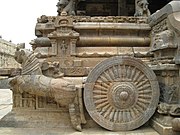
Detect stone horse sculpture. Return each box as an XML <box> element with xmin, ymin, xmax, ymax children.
<box><xmin>134</xmin><ymin>0</ymin><xmax>151</xmax><ymax>17</ymax></box>
<box><xmin>9</xmin><ymin>49</ymin><xmax>83</xmax><ymax>131</ymax></box>
<box><xmin>57</xmin><ymin>0</ymin><xmax>78</xmax><ymax>16</ymax></box>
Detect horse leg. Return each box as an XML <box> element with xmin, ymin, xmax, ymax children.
<box><xmin>69</xmin><ymin>103</ymin><xmax>82</xmax><ymax>131</ymax></box>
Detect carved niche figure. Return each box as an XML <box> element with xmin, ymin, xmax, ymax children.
<box><xmin>152</xmin><ymin>30</ymin><xmax>175</xmax><ymax>50</ymax></box>
<box><xmin>9</xmin><ymin>48</ymin><xmax>83</xmax><ymax>131</ymax></box>
<box><xmin>37</xmin><ymin>15</ymin><xmax>49</xmax><ymax>23</ymax></box>
<box><xmin>56</xmin><ymin>0</ymin><xmax>78</xmax><ymax>16</ymax></box>
<box><xmin>134</xmin><ymin>0</ymin><xmax>151</xmax><ymax>17</ymax></box>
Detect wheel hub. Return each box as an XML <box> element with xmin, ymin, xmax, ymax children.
<box><xmin>109</xmin><ymin>82</ymin><xmax>137</xmax><ymax>109</ymax></box>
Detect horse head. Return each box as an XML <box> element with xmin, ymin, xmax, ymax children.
<box><xmin>14</xmin><ymin>48</ymin><xmax>32</xmax><ymax>65</ymax></box>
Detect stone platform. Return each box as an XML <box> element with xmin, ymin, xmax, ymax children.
<box><xmin>0</xmin><ymin>126</ymin><xmax>159</xmax><ymax>135</ymax></box>
<box><xmin>0</xmin><ymin>89</ymin><xmax>160</xmax><ymax>135</ymax></box>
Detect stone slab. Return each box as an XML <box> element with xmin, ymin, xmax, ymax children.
<box><xmin>0</xmin><ymin>89</ymin><xmax>160</xmax><ymax>134</ymax></box>
<box><xmin>0</xmin><ymin>126</ymin><xmax>159</xmax><ymax>135</ymax></box>
<box><xmin>150</xmin><ymin>119</ymin><xmax>180</xmax><ymax>135</ymax></box>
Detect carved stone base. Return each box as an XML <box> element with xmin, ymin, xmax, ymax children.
<box><xmin>0</xmin><ymin>109</ymin><xmax>98</xmax><ymax>129</ymax></box>
<box><xmin>0</xmin><ymin>110</ymin><xmax>71</xmax><ymax>128</ymax></box>
<box><xmin>150</xmin><ymin>114</ymin><xmax>180</xmax><ymax>135</ymax></box>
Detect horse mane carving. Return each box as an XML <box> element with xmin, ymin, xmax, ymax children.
<box><xmin>10</xmin><ymin>48</ymin><xmax>83</xmax><ymax>131</ymax></box>
<box><xmin>14</xmin><ymin>49</ymin><xmax>42</xmax><ymax>75</ymax></box>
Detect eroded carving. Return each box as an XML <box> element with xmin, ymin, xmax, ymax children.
<box><xmin>152</xmin><ymin>30</ymin><xmax>175</xmax><ymax>50</ymax></box>
<box><xmin>134</xmin><ymin>0</ymin><xmax>150</xmax><ymax>17</ymax></box>
<box><xmin>37</xmin><ymin>15</ymin><xmax>49</xmax><ymax>23</ymax></box>
<box><xmin>57</xmin><ymin>0</ymin><xmax>77</xmax><ymax>16</ymax></box>
<box><xmin>10</xmin><ymin>49</ymin><xmax>83</xmax><ymax>131</ymax></box>
<box><xmin>158</xmin><ymin>102</ymin><xmax>180</xmax><ymax>116</ymax></box>
<box><xmin>41</xmin><ymin>61</ymin><xmax>64</xmax><ymax>78</ymax></box>
<box><xmin>151</xmin><ymin>19</ymin><xmax>168</xmax><ymax>34</ymax></box>
<box><xmin>84</xmin><ymin>56</ymin><xmax>160</xmax><ymax>131</ymax></box>
<box><xmin>159</xmin><ymin>82</ymin><xmax>178</xmax><ymax>104</ymax></box>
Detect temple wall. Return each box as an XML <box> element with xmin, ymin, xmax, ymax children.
<box><xmin>0</xmin><ymin>38</ymin><xmax>19</xmax><ymax>68</ymax></box>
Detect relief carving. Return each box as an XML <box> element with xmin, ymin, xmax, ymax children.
<box><xmin>134</xmin><ymin>0</ymin><xmax>150</xmax><ymax>17</ymax></box>
<box><xmin>37</xmin><ymin>15</ymin><xmax>49</xmax><ymax>23</ymax></box>
<box><xmin>9</xmin><ymin>49</ymin><xmax>84</xmax><ymax>131</ymax></box>
<box><xmin>151</xmin><ymin>19</ymin><xmax>168</xmax><ymax>34</ymax></box>
<box><xmin>152</xmin><ymin>30</ymin><xmax>175</xmax><ymax>50</ymax></box>
<box><xmin>73</xmin><ymin>16</ymin><xmax>148</xmax><ymax>23</ymax></box>
<box><xmin>41</xmin><ymin>61</ymin><xmax>64</xmax><ymax>78</ymax></box>
<box><xmin>158</xmin><ymin>102</ymin><xmax>180</xmax><ymax>117</ymax></box>
<box><xmin>57</xmin><ymin>0</ymin><xmax>78</xmax><ymax>16</ymax></box>
<box><xmin>159</xmin><ymin>82</ymin><xmax>178</xmax><ymax>104</ymax></box>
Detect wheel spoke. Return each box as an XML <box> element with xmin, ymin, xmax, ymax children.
<box><xmin>104</xmin><ymin>71</ymin><xmax>113</xmax><ymax>82</ymax></box>
<box><xmin>104</xmin><ymin>106</ymin><xmax>113</xmax><ymax>118</ymax></box>
<box><xmin>138</xmin><ymin>89</ymin><xmax>152</xmax><ymax>94</ymax></box>
<box><xmin>94</xmin><ymin>84</ymin><xmax>108</xmax><ymax>91</ymax></box>
<box><xmin>113</xmin><ymin>65</ymin><xmax>119</xmax><ymax>79</ymax></box>
<box><xmin>84</xmin><ymin>56</ymin><xmax>160</xmax><ymax>131</ymax></box>
<box><xmin>114</xmin><ymin>110</ymin><xmax>119</xmax><ymax>123</ymax></box>
<box><xmin>94</xmin><ymin>98</ymin><xmax>108</xmax><ymax>104</ymax></box>
<box><xmin>136</xmin><ymin>79</ymin><xmax>149</xmax><ymax>88</ymax></box>
<box><xmin>96</xmin><ymin>100</ymin><xmax>109</xmax><ymax>109</ymax></box>
<box><xmin>108</xmin><ymin>68</ymin><xmax>115</xmax><ymax>81</ymax></box>
<box><xmin>130</xmin><ymin>67</ymin><xmax>136</xmax><ymax>81</ymax></box>
<box><xmin>93</xmin><ymin>89</ymin><xmax>107</xmax><ymax>95</ymax></box>
<box><xmin>93</xmin><ymin>94</ymin><xmax>107</xmax><ymax>99</ymax></box>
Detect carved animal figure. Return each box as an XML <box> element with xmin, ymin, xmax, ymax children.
<box><xmin>134</xmin><ymin>0</ymin><xmax>150</xmax><ymax>17</ymax></box>
<box><xmin>10</xmin><ymin>49</ymin><xmax>82</xmax><ymax>131</ymax></box>
<box><xmin>57</xmin><ymin>0</ymin><xmax>78</xmax><ymax>16</ymax></box>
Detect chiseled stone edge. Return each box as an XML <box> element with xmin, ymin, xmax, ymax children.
<box><xmin>148</xmin><ymin>1</ymin><xmax>180</xmax><ymax>26</ymax></box>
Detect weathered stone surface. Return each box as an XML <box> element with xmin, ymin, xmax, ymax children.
<box><xmin>84</xmin><ymin>56</ymin><xmax>159</xmax><ymax>131</ymax></box>
<box><xmin>134</xmin><ymin>0</ymin><xmax>151</xmax><ymax>17</ymax></box>
<box><xmin>148</xmin><ymin>1</ymin><xmax>180</xmax><ymax>134</ymax></box>
<box><xmin>1</xmin><ymin>1</ymin><xmax>180</xmax><ymax>134</ymax></box>
<box><xmin>57</xmin><ymin>0</ymin><xmax>77</xmax><ymax>16</ymax></box>
<box><xmin>148</xmin><ymin>1</ymin><xmax>180</xmax><ymax>26</ymax></box>
<box><xmin>9</xmin><ymin>49</ymin><xmax>85</xmax><ymax>131</ymax></box>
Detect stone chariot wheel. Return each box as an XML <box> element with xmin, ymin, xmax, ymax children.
<box><xmin>84</xmin><ymin>56</ymin><xmax>160</xmax><ymax>131</ymax></box>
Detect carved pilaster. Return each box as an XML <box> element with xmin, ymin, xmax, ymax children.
<box><xmin>48</xmin><ymin>13</ymin><xmax>79</xmax><ymax>57</ymax></box>
<box><xmin>70</xmin><ymin>39</ymin><xmax>77</xmax><ymax>56</ymax></box>
<box><xmin>50</xmin><ymin>39</ymin><xmax>58</xmax><ymax>56</ymax></box>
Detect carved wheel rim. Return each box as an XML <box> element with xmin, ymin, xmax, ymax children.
<box><xmin>84</xmin><ymin>57</ymin><xmax>159</xmax><ymax>131</ymax></box>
